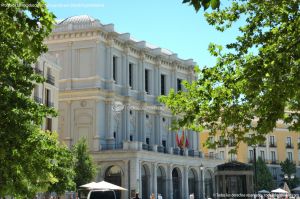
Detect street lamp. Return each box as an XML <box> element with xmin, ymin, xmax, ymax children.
<box><xmin>200</xmin><ymin>164</ymin><xmax>204</xmax><ymax>199</ymax></box>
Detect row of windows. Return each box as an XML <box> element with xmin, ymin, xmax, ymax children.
<box><xmin>112</xmin><ymin>56</ymin><xmax>183</xmax><ymax>95</ymax></box>
<box><xmin>249</xmin><ymin>150</ymin><xmax>294</xmax><ymax>162</ymax></box>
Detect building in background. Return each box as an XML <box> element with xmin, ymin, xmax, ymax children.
<box><xmin>199</xmin><ymin>121</ymin><xmax>300</xmax><ymax>187</ymax></box>
<box><xmin>45</xmin><ymin>15</ymin><xmax>223</xmax><ymax>199</ymax></box>
<box><xmin>32</xmin><ymin>53</ymin><xmax>61</xmax><ymax>132</ymax></box>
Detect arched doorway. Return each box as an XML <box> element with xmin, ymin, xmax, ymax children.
<box><xmin>204</xmin><ymin>170</ymin><xmax>213</xmax><ymax>198</ymax></box>
<box><xmin>105</xmin><ymin>165</ymin><xmax>122</xmax><ymax>199</ymax></box>
<box><xmin>157</xmin><ymin>166</ymin><xmax>166</xmax><ymax>198</ymax></box>
<box><xmin>172</xmin><ymin>168</ymin><xmax>182</xmax><ymax>199</ymax></box>
<box><xmin>141</xmin><ymin>164</ymin><xmax>150</xmax><ymax>199</ymax></box>
<box><xmin>188</xmin><ymin>169</ymin><xmax>197</xmax><ymax>197</ymax></box>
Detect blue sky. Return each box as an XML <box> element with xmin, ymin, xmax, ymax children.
<box><xmin>45</xmin><ymin>0</ymin><xmax>242</xmax><ymax>68</ymax></box>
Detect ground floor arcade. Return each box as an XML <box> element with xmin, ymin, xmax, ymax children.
<box><xmin>92</xmin><ymin>148</ymin><xmax>223</xmax><ymax>199</ymax></box>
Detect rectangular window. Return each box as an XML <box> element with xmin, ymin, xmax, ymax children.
<box><xmin>288</xmin><ymin>152</ymin><xmax>293</xmax><ymax>161</ymax></box>
<box><xmin>160</xmin><ymin>74</ymin><xmax>166</xmax><ymax>95</ymax></box>
<box><xmin>220</xmin><ymin>151</ymin><xmax>225</xmax><ymax>160</ymax></box>
<box><xmin>45</xmin><ymin>88</ymin><xmax>51</xmax><ymax>107</ymax></box>
<box><xmin>145</xmin><ymin>69</ymin><xmax>149</xmax><ymax>93</ymax></box>
<box><xmin>113</xmin><ymin>56</ymin><xmax>117</xmax><ymax>82</ymax></box>
<box><xmin>46</xmin><ymin>118</ymin><xmax>52</xmax><ymax>131</ymax></box>
<box><xmin>177</xmin><ymin>78</ymin><xmax>182</xmax><ymax>91</ymax></box>
<box><xmin>249</xmin><ymin>150</ymin><xmax>254</xmax><ymax>161</ymax></box>
<box><xmin>260</xmin><ymin>151</ymin><xmax>265</xmax><ymax>161</ymax></box>
<box><xmin>209</xmin><ymin>152</ymin><xmax>214</xmax><ymax>158</ymax></box>
<box><xmin>129</xmin><ymin>63</ymin><xmax>133</xmax><ymax>88</ymax></box>
<box><xmin>162</xmin><ymin>140</ymin><xmax>166</xmax><ymax>147</ymax></box>
<box><xmin>270</xmin><ymin>135</ymin><xmax>276</xmax><ymax>147</ymax></box>
<box><xmin>287</xmin><ymin>137</ymin><xmax>292</xmax><ymax>148</ymax></box>
<box><xmin>272</xmin><ymin>168</ymin><xmax>277</xmax><ymax>179</ymax></box>
<box><xmin>271</xmin><ymin>151</ymin><xmax>276</xmax><ymax>162</ymax></box>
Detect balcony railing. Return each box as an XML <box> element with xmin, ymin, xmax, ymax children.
<box><xmin>286</xmin><ymin>143</ymin><xmax>294</xmax><ymax>149</ymax></box>
<box><xmin>269</xmin><ymin>143</ymin><xmax>277</xmax><ymax>147</ymax></box>
<box><xmin>34</xmin><ymin>68</ymin><xmax>43</xmax><ymax>75</ymax></box>
<box><xmin>46</xmin><ymin>74</ymin><xmax>55</xmax><ymax>85</ymax></box>
<box><xmin>34</xmin><ymin>96</ymin><xmax>43</xmax><ymax>103</ymax></box>
<box><xmin>269</xmin><ymin>160</ymin><xmax>279</xmax><ymax>165</ymax></box>
<box><xmin>258</xmin><ymin>143</ymin><xmax>266</xmax><ymax>147</ymax></box>
<box><xmin>101</xmin><ymin>143</ymin><xmax>123</xmax><ymax>150</ymax></box>
<box><xmin>45</xmin><ymin>101</ymin><xmax>54</xmax><ymax>107</ymax></box>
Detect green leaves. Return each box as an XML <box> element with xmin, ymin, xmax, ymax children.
<box><xmin>72</xmin><ymin>138</ymin><xmax>96</xmax><ymax>190</ymax></box>
<box><xmin>182</xmin><ymin>0</ymin><xmax>221</xmax><ymax>12</ymax></box>
<box><xmin>163</xmin><ymin>0</ymin><xmax>300</xmax><ymax>150</ymax></box>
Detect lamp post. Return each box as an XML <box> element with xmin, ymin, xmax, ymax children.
<box><xmin>200</xmin><ymin>164</ymin><xmax>204</xmax><ymax>199</ymax></box>
<box><xmin>252</xmin><ymin>145</ymin><xmax>257</xmax><ymax>194</ymax></box>
<box><xmin>284</xmin><ymin>173</ymin><xmax>295</xmax><ymax>187</ymax></box>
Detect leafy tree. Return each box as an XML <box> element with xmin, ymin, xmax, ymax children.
<box><xmin>280</xmin><ymin>159</ymin><xmax>299</xmax><ymax>189</ymax></box>
<box><xmin>0</xmin><ymin>0</ymin><xmax>75</xmax><ymax>197</ymax></box>
<box><xmin>73</xmin><ymin>138</ymin><xmax>96</xmax><ymax>190</ymax></box>
<box><xmin>182</xmin><ymin>0</ymin><xmax>221</xmax><ymax>11</ymax></box>
<box><xmin>161</xmin><ymin>1</ymin><xmax>299</xmax><ymax>148</ymax></box>
<box><xmin>256</xmin><ymin>157</ymin><xmax>275</xmax><ymax>191</ymax></box>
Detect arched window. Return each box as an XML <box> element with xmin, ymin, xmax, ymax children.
<box><xmin>105</xmin><ymin>166</ymin><xmax>122</xmax><ymax>199</ymax></box>
<box><xmin>188</xmin><ymin>169</ymin><xmax>196</xmax><ymax>195</ymax></box>
<box><xmin>142</xmin><ymin>165</ymin><xmax>150</xmax><ymax>199</ymax></box>
<box><xmin>172</xmin><ymin>168</ymin><xmax>181</xmax><ymax>199</ymax></box>
<box><xmin>157</xmin><ymin>166</ymin><xmax>166</xmax><ymax>198</ymax></box>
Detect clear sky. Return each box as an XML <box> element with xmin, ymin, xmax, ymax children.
<box><xmin>45</xmin><ymin>0</ymin><xmax>242</xmax><ymax>68</ymax></box>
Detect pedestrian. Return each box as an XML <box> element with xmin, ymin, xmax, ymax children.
<box><xmin>134</xmin><ymin>192</ymin><xmax>140</xmax><ymax>199</ymax></box>
<box><xmin>150</xmin><ymin>193</ymin><xmax>155</xmax><ymax>199</ymax></box>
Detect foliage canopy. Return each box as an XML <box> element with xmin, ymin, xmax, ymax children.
<box><xmin>0</xmin><ymin>0</ymin><xmax>74</xmax><ymax>197</ymax></box>
<box><xmin>161</xmin><ymin>0</ymin><xmax>300</xmax><ymax>148</ymax></box>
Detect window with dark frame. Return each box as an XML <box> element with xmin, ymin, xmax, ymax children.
<box><xmin>177</xmin><ymin>78</ymin><xmax>182</xmax><ymax>91</ymax></box>
<box><xmin>113</xmin><ymin>56</ymin><xmax>117</xmax><ymax>81</ymax></box>
<box><xmin>145</xmin><ymin>69</ymin><xmax>149</xmax><ymax>93</ymax></box>
<box><xmin>161</xmin><ymin>74</ymin><xmax>166</xmax><ymax>95</ymax></box>
<box><xmin>45</xmin><ymin>88</ymin><xmax>51</xmax><ymax>107</ymax></box>
<box><xmin>46</xmin><ymin>118</ymin><xmax>52</xmax><ymax>131</ymax></box>
<box><xmin>129</xmin><ymin>63</ymin><xmax>133</xmax><ymax>88</ymax></box>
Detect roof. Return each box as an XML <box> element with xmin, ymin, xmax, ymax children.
<box><xmin>216</xmin><ymin>161</ymin><xmax>253</xmax><ymax>171</ymax></box>
<box><xmin>58</xmin><ymin>15</ymin><xmax>98</xmax><ymax>25</ymax></box>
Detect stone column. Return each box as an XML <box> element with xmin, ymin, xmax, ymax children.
<box><xmin>154</xmin><ymin>56</ymin><xmax>161</xmax><ymax>96</ymax></box>
<box><xmin>154</xmin><ymin>110</ymin><xmax>161</xmax><ymax>145</ymax></box>
<box><xmin>105</xmin><ymin>99</ymin><xmax>114</xmax><ymax>146</ymax></box>
<box><xmin>95</xmin><ymin>39</ymin><xmax>101</xmax><ymax>87</ymax></box>
<box><xmin>184</xmin><ymin>166</ymin><xmax>189</xmax><ymax>199</ymax></box>
<box><xmin>138</xmin><ymin>52</ymin><xmax>146</xmax><ymax>100</ymax></box>
<box><xmin>66</xmin><ymin>42</ymin><xmax>73</xmax><ymax>90</ymax></box>
<box><xmin>122</xmin><ymin>100</ymin><xmax>130</xmax><ymax>141</ymax></box>
<box><xmin>105</xmin><ymin>37</ymin><xmax>114</xmax><ymax>90</ymax></box>
<box><xmin>167</xmin><ymin>164</ymin><xmax>173</xmax><ymax>199</ymax></box>
<box><xmin>152</xmin><ymin>163</ymin><xmax>158</xmax><ymax>197</ymax></box>
<box><xmin>137</xmin><ymin>107</ymin><xmax>145</xmax><ymax>142</ymax></box>
<box><xmin>93</xmin><ymin>99</ymin><xmax>101</xmax><ymax>151</ymax></box>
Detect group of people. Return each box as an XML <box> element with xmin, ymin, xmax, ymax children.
<box><xmin>133</xmin><ymin>193</ymin><xmax>163</xmax><ymax>199</ymax></box>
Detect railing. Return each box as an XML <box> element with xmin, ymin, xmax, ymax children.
<box><xmin>269</xmin><ymin>160</ymin><xmax>279</xmax><ymax>165</ymax></box>
<box><xmin>101</xmin><ymin>143</ymin><xmax>123</xmax><ymax>151</ymax></box>
<box><xmin>46</xmin><ymin>101</ymin><xmax>54</xmax><ymax>107</ymax></box>
<box><xmin>258</xmin><ymin>143</ymin><xmax>266</xmax><ymax>147</ymax></box>
<box><xmin>34</xmin><ymin>68</ymin><xmax>43</xmax><ymax>75</ymax></box>
<box><xmin>34</xmin><ymin>96</ymin><xmax>43</xmax><ymax>103</ymax></box>
<box><xmin>269</xmin><ymin>143</ymin><xmax>277</xmax><ymax>147</ymax></box>
<box><xmin>46</xmin><ymin>74</ymin><xmax>55</xmax><ymax>85</ymax></box>
<box><xmin>98</xmin><ymin>142</ymin><xmax>215</xmax><ymax>160</ymax></box>
<box><xmin>286</xmin><ymin>143</ymin><xmax>294</xmax><ymax>149</ymax></box>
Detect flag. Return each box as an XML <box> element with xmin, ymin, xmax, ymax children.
<box><xmin>176</xmin><ymin>129</ymin><xmax>189</xmax><ymax>149</ymax></box>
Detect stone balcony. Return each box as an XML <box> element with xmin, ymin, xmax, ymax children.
<box><xmin>98</xmin><ymin>141</ymin><xmax>215</xmax><ymax>160</ymax></box>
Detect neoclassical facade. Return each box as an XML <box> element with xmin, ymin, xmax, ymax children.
<box><xmin>32</xmin><ymin>53</ymin><xmax>61</xmax><ymax>132</ymax></box>
<box><xmin>45</xmin><ymin>15</ymin><xmax>223</xmax><ymax>199</ymax></box>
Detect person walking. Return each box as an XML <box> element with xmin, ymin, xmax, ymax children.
<box><xmin>134</xmin><ymin>192</ymin><xmax>140</xmax><ymax>199</ymax></box>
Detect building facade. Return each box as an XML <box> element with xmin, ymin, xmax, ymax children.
<box><xmin>200</xmin><ymin>122</ymin><xmax>300</xmax><ymax>187</ymax></box>
<box><xmin>32</xmin><ymin>53</ymin><xmax>61</xmax><ymax>132</ymax></box>
<box><xmin>45</xmin><ymin>15</ymin><xmax>223</xmax><ymax>199</ymax></box>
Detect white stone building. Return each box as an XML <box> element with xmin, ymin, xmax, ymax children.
<box><xmin>45</xmin><ymin>15</ymin><xmax>223</xmax><ymax>199</ymax></box>
<box><xmin>32</xmin><ymin>53</ymin><xmax>61</xmax><ymax>132</ymax></box>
